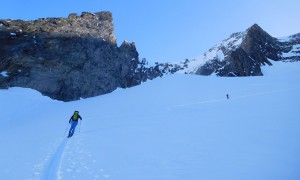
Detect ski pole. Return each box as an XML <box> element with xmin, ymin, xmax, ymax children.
<box><xmin>78</xmin><ymin>120</ymin><xmax>82</xmax><ymax>133</ymax></box>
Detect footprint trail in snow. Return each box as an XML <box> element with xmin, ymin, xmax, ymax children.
<box><xmin>30</xmin><ymin>134</ymin><xmax>110</xmax><ymax>180</ymax></box>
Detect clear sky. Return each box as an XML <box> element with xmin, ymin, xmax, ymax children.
<box><xmin>1</xmin><ymin>0</ymin><xmax>300</xmax><ymax>63</ymax></box>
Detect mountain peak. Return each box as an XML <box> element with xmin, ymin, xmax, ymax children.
<box><xmin>182</xmin><ymin>23</ymin><xmax>300</xmax><ymax>76</ymax></box>
<box><xmin>245</xmin><ymin>23</ymin><xmax>272</xmax><ymax>39</ymax></box>
<box><xmin>247</xmin><ymin>24</ymin><xmax>263</xmax><ymax>32</ymax></box>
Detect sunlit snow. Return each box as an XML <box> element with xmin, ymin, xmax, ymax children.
<box><xmin>0</xmin><ymin>61</ymin><xmax>300</xmax><ymax>180</ymax></box>
<box><xmin>180</xmin><ymin>31</ymin><xmax>245</xmax><ymax>74</ymax></box>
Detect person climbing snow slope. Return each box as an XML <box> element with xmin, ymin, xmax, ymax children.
<box><xmin>68</xmin><ymin>111</ymin><xmax>82</xmax><ymax>138</ymax></box>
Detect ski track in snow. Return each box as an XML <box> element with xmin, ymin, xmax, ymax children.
<box><xmin>28</xmin><ymin>138</ymin><xmax>67</xmax><ymax>180</ymax></box>
<box><xmin>29</xmin><ymin>133</ymin><xmax>110</xmax><ymax>180</ymax></box>
<box><xmin>61</xmin><ymin>134</ymin><xmax>111</xmax><ymax>179</ymax></box>
<box><xmin>42</xmin><ymin>138</ymin><xmax>68</xmax><ymax>180</ymax></box>
<box><xmin>28</xmin><ymin>84</ymin><xmax>299</xmax><ymax>180</ymax></box>
<box><xmin>172</xmin><ymin>86</ymin><xmax>300</xmax><ymax>109</ymax></box>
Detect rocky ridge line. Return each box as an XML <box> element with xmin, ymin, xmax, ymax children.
<box><xmin>184</xmin><ymin>24</ymin><xmax>300</xmax><ymax>76</ymax></box>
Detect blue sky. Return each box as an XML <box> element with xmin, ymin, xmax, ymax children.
<box><xmin>1</xmin><ymin>0</ymin><xmax>300</xmax><ymax>63</ymax></box>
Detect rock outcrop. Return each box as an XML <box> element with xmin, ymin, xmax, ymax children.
<box><xmin>184</xmin><ymin>24</ymin><xmax>300</xmax><ymax>76</ymax></box>
<box><xmin>0</xmin><ymin>12</ymin><xmax>143</xmax><ymax>101</ymax></box>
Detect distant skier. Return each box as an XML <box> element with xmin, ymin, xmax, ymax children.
<box><xmin>226</xmin><ymin>94</ymin><xmax>229</xmax><ymax>99</ymax></box>
<box><xmin>68</xmin><ymin>111</ymin><xmax>82</xmax><ymax>138</ymax></box>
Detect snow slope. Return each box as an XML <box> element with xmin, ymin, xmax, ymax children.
<box><xmin>180</xmin><ymin>31</ymin><xmax>246</xmax><ymax>74</ymax></box>
<box><xmin>1</xmin><ymin>61</ymin><xmax>300</xmax><ymax>180</ymax></box>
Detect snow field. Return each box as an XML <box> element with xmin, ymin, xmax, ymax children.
<box><xmin>0</xmin><ymin>61</ymin><xmax>299</xmax><ymax>179</ymax></box>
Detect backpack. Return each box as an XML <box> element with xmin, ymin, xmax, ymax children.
<box><xmin>72</xmin><ymin>111</ymin><xmax>79</xmax><ymax>121</ymax></box>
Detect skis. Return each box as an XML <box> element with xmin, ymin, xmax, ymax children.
<box><xmin>67</xmin><ymin>133</ymin><xmax>74</xmax><ymax>138</ymax></box>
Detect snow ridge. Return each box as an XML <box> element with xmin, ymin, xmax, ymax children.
<box><xmin>180</xmin><ymin>31</ymin><xmax>246</xmax><ymax>74</ymax></box>
<box><xmin>278</xmin><ymin>35</ymin><xmax>300</xmax><ymax>59</ymax></box>
<box><xmin>178</xmin><ymin>25</ymin><xmax>300</xmax><ymax>76</ymax></box>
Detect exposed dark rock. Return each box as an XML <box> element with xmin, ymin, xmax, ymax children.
<box><xmin>191</xmin><ymin>24</ymin><xmax>300</xmax><ymax>76</ymax></box>
<box><xmin>0</xmin><ymin>12</ymin><xmax>160</xmax><ymax>101</ymax></box>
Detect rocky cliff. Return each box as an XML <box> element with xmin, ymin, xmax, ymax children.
<box><xmin>183</xmin><ymin>24</ymin><xmax>300</xmax><ymax>76</ymax></box>
<box><xmin>0</xmin><ymin>12</ymin><xmax>149</xmax><ymax>101</ymax></box>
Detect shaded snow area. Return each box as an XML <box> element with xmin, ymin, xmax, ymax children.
<box><xmin>282</xmin><ymin>44</ymin><xmax>300</xmax><ymax>58</ymax></box>
<box><xmin>0</xmin><ymin>71</ymin><xmax>9</xmax><ymax>77</ymax></box>
<box><xmin>278</xmin><ymin>36</ymin><xmax>300</xmax><ymax>58</ymax></box>
<box><xmin>180</xmin><ymin>32</ymin><xmax>245</xmax><ymax>74</ymax></box>
<box><xmin>1</xmin><ymin>61</ymin><xmax>300</xmax><ymax>180</ymax></box>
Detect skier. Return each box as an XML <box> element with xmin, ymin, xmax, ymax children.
<box><xmin>226</xmin><ymin>94</ymin><xmax>229</xmax><ymax>99</ymax></box>
<box><xmin>68</xmin><ymin>111</ymin><xmax>82</xmax><ymax>138</ymax></box>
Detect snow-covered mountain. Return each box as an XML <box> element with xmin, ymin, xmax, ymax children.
<box><xmin>1</xmin><ymin>61</ymin><xmax>300</xmax><ymax>180</ymax></box>
<box><xmin>181</xmin><ymin>24</ymin><xmax>300</xmax><ymax>76</ymax></box>
<box><xmin>2</xmin><ymin>18</ymin><xmax>299</xmax><ymax>102</ymax></box>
